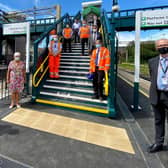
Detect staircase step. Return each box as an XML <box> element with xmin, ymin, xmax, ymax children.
<box><xmin>59</xmin><ymin>75</ymin><xmax>89</xmax><ymax>81</ymax></box>
<box><xmin>42</xmin><ymin>85</ymin><xmax>93</xmax><ymax>96</ymax></box>
<box><xmin>46</xmin><ymin>79</ymin><xmax>92</xmax><ymax>88</ymax></box>
<box><xmin>71</xmin><ymin>49</ymin><xmax>89</xmax><ymax>52</ymax></box>
<box><xmin>71</xmin><ymin>48</ymin><xmax>88</xmax><ymax>51</ymax></box>
<box><xmin>60</xmin><ymin>66</ymin><xmax>89</xmax><ymax>70</ymax></box>
<box><xmin>61</xmin><ymin>59</ymin><xmax>90</xmax><ymax>62</ymax></box>
<box><xmin>36</xmin><ymin>98</ymin><xmax>108</xmax><ymax>114</ymax></box>
<box><xmin>60</xmin><ymin>62</ymin><xmax>89</xmax><ymax>66</ymax></box>
<box><xmin>39</xmin><ymin>91</ymin><xmax>107</xmax><ymax>106</ymax></box>
<box><xmin>62</xmin><ymin>53</ymin><xmax>88</xmax><ymax>55</ymax></box>
<box><xmin>43</xmin><ymin>85</ymin><xmax>93</xmax><ymax>93</ymax></box>
<box><xmin>59</xmin><ymin>70</ymin><xmax>88</xmax><ymax>75</ymax></box>
<box><xmin>61</xmin><ymin>55</ymin><xmax>90</xmax><ymax>59</ymax></box>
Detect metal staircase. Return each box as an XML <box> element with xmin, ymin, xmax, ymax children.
<box><xmin>32</xmin><ymin>11</ymin><xmax>117</xmax><ymax>117</ymax></box>
<box><xmin>36</xmin><ymin>43</ymin><xmax>108</xmax><ymax>115</ymax></box>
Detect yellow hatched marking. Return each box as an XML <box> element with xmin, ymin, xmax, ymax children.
<box><xmin>2</xmin><ymin>108</ymin><xmax>135</xmax><ymax>154</ymax></box>
<box><xmin>36</xmin><ymin>99</ymin><xmax>109</xmax><ymax>114</ymax></box>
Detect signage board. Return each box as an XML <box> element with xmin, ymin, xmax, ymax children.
<box><xmin>141</xmin><ymin>9</ymin><xmax>168</xmax><ymax>27</ymax></box>
<box><xmin>3</xmin><ymin>22</ymin><xmax>28</xmax><ymax>35</ymax></box>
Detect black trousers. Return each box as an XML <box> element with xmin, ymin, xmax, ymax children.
<box><xmin>63</xmin><ymin>38</ymin><xmax>71</xmax><ymax>52</ymax></box>
<box><xmin>152</xmin><ymin>91</ymin><xmax>168</xmax><ymax>145</ymax></box>
<box><xmin>81</xmin><ymin>38</ymin><xmax>88</xmax><ymax>55</ymax></box>
<box><xmin>74</xmin><ymin>29</ymin><xmax>79</xmax><ymax>43</ymax></box>
<box><xmin>93</xmin><ymin>68</ymin><xmax>105</xmax><ymax>97</ymax></box>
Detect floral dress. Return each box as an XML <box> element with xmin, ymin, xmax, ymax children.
<box><xmin>8</xmin><ymin>61</ymin><xmax>25</xmax><ymax>93</ymax></box>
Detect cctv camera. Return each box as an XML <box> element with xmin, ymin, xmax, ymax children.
<box><xmin>112</xmin><ymin>5</ymin><xmax>120</xmax><ymax>12</ymax></box>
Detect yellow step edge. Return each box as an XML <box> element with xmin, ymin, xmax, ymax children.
<box><xmin>36</xmin><ymin>99</ymin><xmax>109</xmax><ymax>114</ymax></box>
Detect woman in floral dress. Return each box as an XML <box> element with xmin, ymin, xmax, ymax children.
<box><xmin>7</xmin><ymin>52</ymin><xmax>25</xmax><ymax>109</ymax></box>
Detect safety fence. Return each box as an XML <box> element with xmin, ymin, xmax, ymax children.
<box><xmin>0</xmin><ymin>66</ymin><xmax>9</xmax><ymax>100</ymax></box>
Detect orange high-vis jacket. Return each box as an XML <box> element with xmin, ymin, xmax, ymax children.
<box><xmin>79</xmin><ymin>26</ymin><xmax>90</xmax><ymax>39</ymax></box>
<box><xmin>48</xmin><ymin>41</ymin><xmax>62</xmax><ymax>56</ymax></box>
<box><xmin>63</xmin><ymin>28</ymin><xmax>73</xmax><ymax>39</ymax></box>
<box><xmin>90</xmin><ymin>47</ymin><xmax>110</xmax><ymax>73</ymax></box>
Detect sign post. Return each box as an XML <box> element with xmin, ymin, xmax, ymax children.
<box><xmin>132</xmin><ymin>9</ymin><xmax>168</xmax><ymax>112</ymax></box>
<box><xmin>3</xmin><ymin>22</ymin><xmax>31</xmax><ymax>94</ymax></box>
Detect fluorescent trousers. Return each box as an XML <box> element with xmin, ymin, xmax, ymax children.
<box><xmin>48</xmin><ymin>54</ymin><xmax>60</xmax><ymax>78</ymax></box>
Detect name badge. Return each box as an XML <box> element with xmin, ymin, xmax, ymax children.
<box><xmin>162</xmin><ymin>77</ymin><xmax>168</xmax><ymax>85</ymax></box>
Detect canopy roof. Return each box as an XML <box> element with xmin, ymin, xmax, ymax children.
<box><xmin>82</xmin><ymin>6</ymin><xmax>100</xmax><ymax>17</ymax></box>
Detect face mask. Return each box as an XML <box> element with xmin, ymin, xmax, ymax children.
<box><xmin>96</xmin><ymin>44</ymin><xmax>101</xmax><ymax>48</ymax></box>
<box><xmin>15</xmin><ymin>57</ymin><xmax>20</xmax><ymax>61</ymax></box>
<box><xmin>83</xmin><ymin>24</ymin><xmax>86</xmax><ymax>26</ymax></box>
<box><xmin>93</xmin><ymin>29</ymin><xmax>97</xmax><ymax>32</ymax></box>
<box><xmin>53</xmin><ymin>38</ymin><xmax>58</xmax><ymax>41</ymax></box>
<box><xmin>158</xmin><ymin>47</ymin><xmax>168</xmax><ymax>55</ymax></box>
<box><xmin>66</xmin><ymin>25</ymin><xmax>69</xmax><ymax>28</ymax></box>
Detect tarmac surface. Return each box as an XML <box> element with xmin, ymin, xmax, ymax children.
<box><xmin>0</xmin><ymin>70</ymin><xmax>167</xmax><ymax>168</ymax></box>
<box><xmin>118</xmin><ymin>69</ymin><xmax>168</xmax><ymax>168</ymax></box>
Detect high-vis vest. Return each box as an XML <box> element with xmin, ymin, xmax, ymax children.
<box><xmin>63</xmin><ymin>28</ymin><xmax>73</xmax><ymax>39</ymax></box>
<box><xmin>48</xmin><ymin>41</ymin><xmax>62</xmax><ymax>56</ymax></box>
<box><xmin>80</xmin><ymin>26</ymin><xmax>90</xmax><ymax>39</ymax></box>
<box><xmin>48</xmin><ymin>41</ymin><xmax>62</xmax><ymax>78</ymax></box>
<box><xmin>90</xmin><ymin>47</ymin><xmax>110</xmax><ymax>73</ymax></box>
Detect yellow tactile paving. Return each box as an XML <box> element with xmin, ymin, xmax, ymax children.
<box><xmin>1</xmin><ymin>108</ymin><xmax>135</xmax><ymax>154</ymax></box>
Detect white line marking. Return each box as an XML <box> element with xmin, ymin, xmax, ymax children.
<box><xmin>60</xmin><ymin>66</ymin><xmax>89</xmax><ymax>70</ymax></box>
<box><xmin>60</xmin><ymin>75</ymin><xmax>87</xmax><ymax>79</ymax></box>
<box><xmin>46</xmin><ymin>79</ymin><xmax>92</xmax><ymax>86</ymax></box>
<box><xmin>40</xmin><ymin>91</ymin><xmax>107</xmax><ymax>104</ymax></box>
<box><xmin>61</xmin><ymin>62</ymin><xmax>89</xmax><ymax>65</ymax></box>
<box><xmin>43</xmin><ymin>85</ymin><xmax>93</xmax><ymax>93</ymax></box>
<box><xmin>118</xmin><ymin>74</ymin><xmax>149</xmax><ymax>98</ymax></box>
<box><xmin>60</xmin><ymin>70</ymin><xmax>88</xmax><ymax>74</ymax></box>
<box><xmin>61</xmin><ymin>59</ymin><xmax>89</xmax><ymax>62</ymax></box>
<box><xmin>61</xmin><ymin>56</ymin><xmax>90</xmax><ymax>58</ymax></box>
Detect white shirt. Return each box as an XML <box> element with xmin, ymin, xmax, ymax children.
<box><xmin>72</xmin><ymin>22</ymin><xmax>81</xmax><ymax>29</ymax></box>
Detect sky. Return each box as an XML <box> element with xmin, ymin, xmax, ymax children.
<box><xmin>0</xmin><ymin>0</ymin><xmax>168</xmax><ymax>41</ymax></box>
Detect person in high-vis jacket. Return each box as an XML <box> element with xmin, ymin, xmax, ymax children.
<box><xmin>48</xmin><ymin>34</ymin><xmax>62</xmax><ymax>79</ymax></box>
<box><xmin>63</xmin><ymin>24</ymin><xmax>73</xmax><ymax>53</ymax></box>
<box><xmin>89</xmin><ymin>40</ymin><xmax>110</xmax><ymax>101</ymax></box>
<box><xmin>79</xmin><ymin>20</ymin><xmax>90</xmax><ymax>56</ymax></box>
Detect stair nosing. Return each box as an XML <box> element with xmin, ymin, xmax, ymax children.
<box><xmin>40</xmin><ymin>91</ymin><xmax>107</xmax><ymax>104</ymax></box>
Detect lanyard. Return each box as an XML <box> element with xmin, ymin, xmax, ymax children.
<box><xmin>160</xmin><ymin>59</ymin><xmax>168</xmax><ymax>74</ymax></box>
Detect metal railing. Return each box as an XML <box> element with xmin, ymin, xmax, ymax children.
<box><xmin>32</xmin><ymin>13</ymin><xmax>71</xmax><ymax>100</ymax></box>
<box><xmin>107</xmin><ymin>5</ymin><xmax>168</xmax><ymax>18</ymax></box>
<box><xmin>0</xmin><ymin>65</ymin><xmax>9</xmax><ymax>100</ymax></box>
<box><xmin>101</xmin><ymin>10</ymin><xmax>118</xmax><ymax>117</ymax></box>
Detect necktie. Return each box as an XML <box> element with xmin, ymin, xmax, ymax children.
<box><xmin>161</xmin><ymin>58</ymin><xmax>168</xmax><ymax>73</ymax></box>
<box><xmin>157</xmin><ymin>58</ymin><xmax>168</xmax><ymax>90</ymax></box>
<box><xmin>95</xmin><ymin>48</ymin><xmax>100</xmax><ymax>66</ymax></box>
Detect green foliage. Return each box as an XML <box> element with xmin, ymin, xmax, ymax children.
<box><xmin>126</xmin><ymin>41</ymin><xmax>159</xmax><ymax>63</ymax></box>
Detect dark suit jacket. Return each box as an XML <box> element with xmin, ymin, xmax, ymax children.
<box><xmin>148</xmin><ymin>56</ymin><xmax>168</xmax><ymax>105</ymax></box>
<box><xmin>148</xmin><ymin>56</ymin><xmax>159</xmax><ymax>105</ymax></box>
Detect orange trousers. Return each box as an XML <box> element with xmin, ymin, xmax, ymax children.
<box><xmin>48</xmin><ymin>54</ymin><xmax>60</xmax><ymax>78</ymax></box>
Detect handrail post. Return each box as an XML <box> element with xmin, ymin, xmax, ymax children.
<box><xmin>32</xmin><ymin>42</ymin><xmax>38</xmax><ymax>102</ymax></box>
<box><xmin>108</xmin><ymin>12</ymin><xmax>117</xmax><ymax>118</ymax></box>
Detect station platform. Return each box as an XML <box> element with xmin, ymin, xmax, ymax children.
<box><xmin>118</xmin><ymin>69</ymin><xmax>168</xmax><ymax>168</ymax></box>
<box><xmin>0</xmin><ymin>95</ymin><xmax>167</xmax><ymax>168</ymax></box>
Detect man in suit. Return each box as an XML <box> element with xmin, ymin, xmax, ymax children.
<box><xmin>89</xmin><ymin>25</ymin><xmax>102</xmax><ymax>54</ymax></box>
<box><xmin>148</xmin><ymin>38</ymin><xmax>168</xmax><ymax>153</ymax></box>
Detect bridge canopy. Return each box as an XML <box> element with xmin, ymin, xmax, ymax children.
<box><xmin>82</xmin><ymin>6</ymin><xmax>100</xmax><ymax>18</ymax></box>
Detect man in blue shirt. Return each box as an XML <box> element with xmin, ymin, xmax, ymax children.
<box><xmin>148</xmin><ymin>38</ymin><xmax>168</xmax><ymax>153</ymax></box>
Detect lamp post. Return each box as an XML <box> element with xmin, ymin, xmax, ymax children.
<box><xmin>112</xmin><ymin>0</ymin><xmax>120</xmax><ymax>12</ymax></box>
